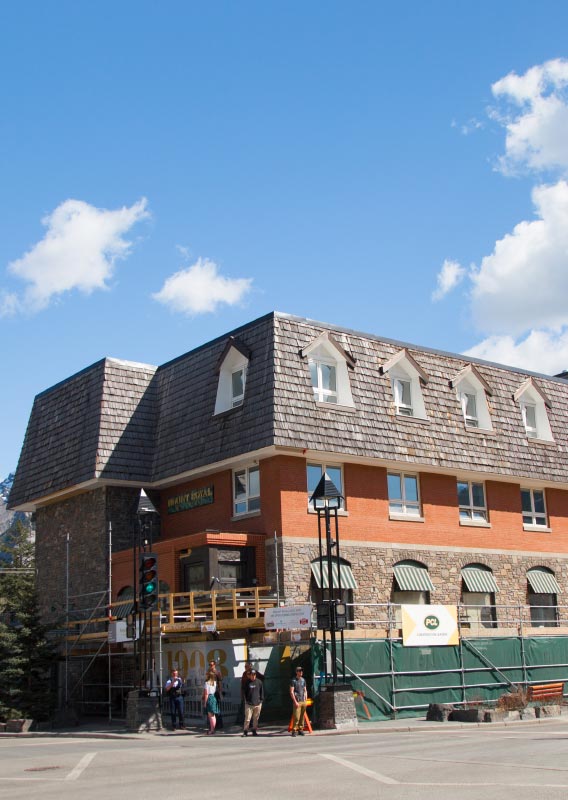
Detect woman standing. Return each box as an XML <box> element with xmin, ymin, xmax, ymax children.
<box><xmin>202</xmin><ymin>670</ymin><xmax>219</xmax><ymax>735</ymax></box>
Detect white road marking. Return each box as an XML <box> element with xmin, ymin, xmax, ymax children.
<box><xmin>319</xmin><ymin>753</ymin><xmax>398</xmax><ymax>784</ymax></box>
<box><xmin>65</xmin><ymin>752</ymin><xmax>97</xmax><ymax>781</ymax></box>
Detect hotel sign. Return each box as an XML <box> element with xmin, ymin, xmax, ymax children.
<box><xmin>167</xmin><ymin>486</ymin><xmax>214</xmax><ymax>514</ymax></box>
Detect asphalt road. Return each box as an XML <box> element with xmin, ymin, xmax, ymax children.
<box><xmin>2</xmin><ymin>721</ymin><xmax>568</xmax><ymax>800</ymax></box>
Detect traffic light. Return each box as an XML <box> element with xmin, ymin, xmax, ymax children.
<box><xmin>139</xmin><ymin>553</ymin><xmax>158</xmax><ymax>610</ymax></box>
<box><xmin>334</xmin><ymin>601</ymin><xmax>348</xmax><ymax>631</ymax></box>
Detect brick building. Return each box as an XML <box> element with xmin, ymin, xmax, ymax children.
<box><xmin>9</xmin><ymin>311</ymin><xmax>568</xmax><ymax>639</ymax></box>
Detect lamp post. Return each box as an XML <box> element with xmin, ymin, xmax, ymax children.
<box><xmin>136</xmin><ymin>490</ymin><xmax>159</xmax><ymax>690</ymax></box>
<box><xmin>310</xmin><ymin>473</ymin><xmax>347</xmax><ymax>685</ymax></box>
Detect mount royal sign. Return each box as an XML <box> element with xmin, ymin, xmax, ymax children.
<box><xmin>167</xmin><ymin>485</ymin><xmax>214</xmax><ymax>514</ymax></box>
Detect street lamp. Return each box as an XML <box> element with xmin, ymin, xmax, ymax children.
<box><xmin>135</xmin><ymin>490</ymin><xmax>159</xmax><ymax>690</ymax></box>
<box><xmin>310</xmin><ymin>473</ymin><xmax>347</xmax><ymax>685</ymax></box>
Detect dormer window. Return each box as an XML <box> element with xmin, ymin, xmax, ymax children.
<box><xmin>309</xmin><ymin>358</ymin><xmax>337</xmax><ymax>404</ymax></box>
<box><xmin>380</xmin><ymin>349</ymin><xmax>428</xmax><ymax>420</ymax></box>
<box><xmin>514</xmin><ymin>378</ymin><xmax>553</xmax><ymax>442</ymax></box>
<box><xmin>231</xmin><ymin>366</ymin><xmax>246</xmax><ymax>407</ymax></box>
<box><xmin>300</xmin><ymin>331</ymin><xmax>356</xmax><ymax>408</ymax></box>
<box><xmin>449</xmin><ymin>364</ymin><xmax>493</xmax><ymax>431</ymax></box>
<box><xmin>214</xmin><ymin>337</ymin><xmax>251</xmax><ymax>415</ymax></box>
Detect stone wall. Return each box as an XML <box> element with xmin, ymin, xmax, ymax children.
<box><xmin>279</xmin><ymin>538</ymin><xmax>568</xmax><ymax>610</ymax></box>
<box><xmin>35</xmin><ymin>486</ymin><xmax>142</xmax><ymax>626</ymax></box>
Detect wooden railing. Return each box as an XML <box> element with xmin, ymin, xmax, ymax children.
<box><xmin>159</xmin><ymin>585</ymin><xmax>277</xmax><ymax>631</ymax></box>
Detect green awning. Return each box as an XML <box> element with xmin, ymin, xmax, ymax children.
<box><xmin>527</xmin><ymin>569</ymin><xmax>560</xmax><ymax>594</ymax></box>
<box><xmin>461</xmin><ymin>567</ymin><xmax>499</xmax><ymax>593</ymax></box>
<box><xmin>393</xmin><ymin>563</ymin><xmax>434</xmax><ymax>592</ymax></box>
<box><xmin>311</xmin><ymin>561</ymin><xmax>358</xmax><ymax>590</ymax></box>
<box><xmin>111</xmin><ymin>600</ymin><xmax>134</xmax><ymax>619</ymax></box>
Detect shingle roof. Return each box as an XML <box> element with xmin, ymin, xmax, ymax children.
<box><xmin>9</xmin><ymin>310</ymin><xmax>568</xmax><ymax>508</ymax></box>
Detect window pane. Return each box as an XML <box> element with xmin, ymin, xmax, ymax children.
<box><xmin>232</xmin><ymin>369</ymin><xmax>244</xmax><ymax>398</ymax></box>
<box><xmin>234</xmin><ymin>471</ymin><xmax>247</xmax><ymax>499</ymax></box>
<box><xmin>309</xmin><ymin>361</ymin><xmax>318</xmax><ymax>388</ymax></box>
<box><xmin>457</xmin><ymin>482</ymin><xmax>470</xmax><ymax>506</ymax></box>
<box><xmin>466</xmin><ymin>393</ymin><xmax>477</xmax><ymax>417</ymax></box>
<box><xmin>307</xmin><ymin>464</ymin><xmax>323</xmax><ymax>496</ymax></box>
<box><xmin>459</xmin><ymin>508</ymin><xmax>471</xmax><ymax>519</ymax></box>
<box><xmin>533</xmin><ymin>490</ymin><xmax>545</xmax><ymax>514</ymax></box>
<box><xmin>400</xmin><ymin>380</ymin><xmax>411</xmax><ymax>406</ymax></box>
<box><xmin>248</xmin><ymin>497</ymin><xmax>261</xmax><ymax>512</ymax></box>
<box><xmin>522</xmin><ymin>513</ymin><xmax>533</xmax><ymax>525</ymax></box>
<box><xmin>248</xmin><ymin>466</ymin><xmax>260</xmax><ymax>498</ymax></box>
<box><xmin>525</xmin><ymin>405</ymin><xmax>537</xmax><ymax>429</ymax></box>
<box><xmin>327</xmin><ymin>466</ymin><xmax>342</xmax><ymax>495</ymax></box>
<box><xmin>387</xmin><ymin>473</ymin><xmax>402</xmax><ymax>500</ymax></box>
<box><xmin>235</xmin><ymin>501</ymin><xmax>247</xmax><ymax>515</ymax></box>
<box><xmin>389</xmin><ymin>502</ymin><xmax>404</xmax><ymax>514</ymax></box>
<box><xmin>404</xmin><ymin>475</ymin><xmax>418</xmax><ymax>502</ymax></box>
<box><xmin>521</xmin><ymin>489</ymin><xmax>532</xmax><ymax>513</ymax></box>
<box><xmin>321</xmin><ymin>363</ymin><xmax>336</xmax><ymax>392</ymax></box>
<box><xmin>472</xmin><ymin>483</ymin><xmax>485</xmax><ymax>508</ymax></box>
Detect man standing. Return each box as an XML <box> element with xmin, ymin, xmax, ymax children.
<box><xmin>289</xmin><ymin>665</ymin><xmax>308</xmax><ymax>736</ymax></box>
<box><xmin>164</xmin><ymin>668</ymin><xmax>184</xmax><ymax>730</ymax></box>
<box><xmin>242</xmin><ymin>669</ymin><xmax>264</xmax><ymax>736</ymax></box>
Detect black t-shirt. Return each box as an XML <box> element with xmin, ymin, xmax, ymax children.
<box><xmin>290</xmin><ymin>676</ymin><xmax>306</xmax><ymax>701</ymax></box>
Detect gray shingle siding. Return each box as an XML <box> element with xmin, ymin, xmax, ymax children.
<box><xmin>9</xmin><ymin>311</ymin><xmax>568</xmax><ymax>508</ymax></box>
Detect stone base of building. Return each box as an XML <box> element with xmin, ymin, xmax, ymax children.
<box><xmin>126</xmin><ymin>690</ymin><xmax>163</xmax><ymax>732</ymax></box>
<box><xmin>317</xmin><ymin>684</ymin><xmax>358</xmax><ymax>731</ymax></box>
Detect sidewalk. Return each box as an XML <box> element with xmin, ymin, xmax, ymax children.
<box><xmin>1</xmin><ymin>713</ymin><xmax>562</xmax><ymax>740</ymax></box>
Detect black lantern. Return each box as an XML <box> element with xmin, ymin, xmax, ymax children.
<box><xmin>310</xmin><ymin>473</ymin><xmax>346</xmax><ymax>685</ymax></box>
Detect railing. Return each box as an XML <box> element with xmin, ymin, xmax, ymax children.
<box><xmin>158</xmin><ymin>585</ymin><xmax>277</xmax><ymax>629</ymax></box>
<box><xmin>346</xmin><ymin>602</ymin><xmax>567</xmax><ymax>634</ymax></box>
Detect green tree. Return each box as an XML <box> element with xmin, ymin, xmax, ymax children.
<box><xmin>0</xmin><ymin>518</ymin><xmax>56</xmax><ymax>721</ymax></box>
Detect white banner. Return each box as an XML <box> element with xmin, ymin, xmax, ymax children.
<box><xmin>401</xmin><ymin>605</ymin><xmax>459</xmax><ymax>647</ymax></box>
<box><xmin>160</xmin><ymin>639</ymin><xmax>247</xmax><ymax>720</ymax></box>
<box><xmin>264</xmin><ymin>604</ymin><xmax>312</xmax><ymax>631</ymax></box>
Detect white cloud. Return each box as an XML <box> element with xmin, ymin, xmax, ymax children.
<box><xmin>464</xmin><ymin>328</ymin><xmax>568</xmax><ymax>375</ymax></box>
<box><xmin>432</xmin><ymin>259</ymin><xmax>466</xmax><ymax>301</ymax></box>
<box><xmin>152</xmin><ymin>257</ymin><xmax>252</xmax><ymax>315</ymax></box>
<box><xmin>470</xmin><ymin>180</ymin><xmax>568</xmax><ymax>334</ymax></box>
<box><xmin>2</xmin><ymin>198</ymin><xmax>149</xmax><ymax>315</ymax></box>
<box><xmin>492</xmin><ymin>58</ymin><xmax>568</xmax><ymax>175</ymax></box>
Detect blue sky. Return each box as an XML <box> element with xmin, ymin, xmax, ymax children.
<box><xmin>2</xmin><ymin>1</ymin><xmax>568</xmax><ymax>479</ymax></box>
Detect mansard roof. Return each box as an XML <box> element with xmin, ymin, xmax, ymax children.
<box><xmin>9</xmin><ymin>310</ymin><xmax>568</xmax><ymax>509</ymax></box>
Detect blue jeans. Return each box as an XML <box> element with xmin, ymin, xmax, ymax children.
<box><xmin>169</xmin><ymin>694</ymin><xmax>184</xmax><ymax>728</ymax></box>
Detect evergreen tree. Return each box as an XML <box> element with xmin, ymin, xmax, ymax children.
<box><xmin>0</xmin><ymin>518</ymin><xmax>56</xmax><ymax>721</ymax></box>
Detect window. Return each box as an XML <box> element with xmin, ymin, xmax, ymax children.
<box><xmin>214</xmin><ymin>337</ymin><xmax>251</xmax><ymax>415</ymax></box>
<box><xmin>461</xmin><ymin>564</ymin><xmax>498</xmax><ymax>629</ymax></box>
<box><xmin>301</xmin><ymin>331</ymin><xmax>356</xmax><ymax>408</ymax></box>
<box><xmin>457</xmin><ymin>481</ymin><xmax>487</xmax><ymax>522</ymax></box>
<box><xmin>527</xmin><ymin>568</ymin><xmax>559</xmax><ymax>627</ymax></box>
<box><xmin>521</xmin><ymin>489</ymin><xmax>547</xmax><ymax>527</ymax></box>
<box><xmin>307</xmin><ymin>463</ymin><xmax>344</xmax><ymax>510</ymax></box>
<box><xmin>393</xmin><ymin>379</ymin><xmax>413</xmax><ymax>416</ymax></box>
<box><xmin>392</xmin><ymin>560</ymin><xmax>433</xmax><ymax>627</ymax></box>
<box><xmin>461</xmin><ymin>392</ymin><xmax>478</xmax><ymax>428</ymax></box>
<box><xmin>514</xmin><ymin>377</ymin><xmax>554</xmax><ymax>442</ymax></box>
<box><xmin>387</xmin><ymin>472</ymin><xmax>420</xmax><ymax>516</ymax></box>
<box><xmin>231</xmin><ymin>367</ymin><xmax>246</xmax><ymax>407</ymax></box>
<box><xmin>309</xmin><ymin>358</ymin><xmax>337</xmax><ymax>404</ymax></box>
<box><xmin>451</xmin><ymin>365</ymin><xmax>493</xmax><ymax>431</ymax></box>
<box><xmin>521</xmin><ymin>403</ymin><xmax>537</xmax><ymax>438</ymax></box>
<box><xmin>381</xmin><ymin>349</ymin><xmax>429</xmax><ymax>420</ymax></box>
<box><xmin>233</xmin><ymin>466</ymin><xmax>260</xmax><ymax>515</ymax></box>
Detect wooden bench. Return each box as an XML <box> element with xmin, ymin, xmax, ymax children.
<box><xmin>526</xmin><ymin>682</ymin><xmax>564</xmax><ymax>704</ymax></box>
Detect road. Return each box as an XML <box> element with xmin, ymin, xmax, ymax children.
<box><xmin>2</xmin><ymin>720</ymin><xmax>568</xmax><ymax>800</ymax></box>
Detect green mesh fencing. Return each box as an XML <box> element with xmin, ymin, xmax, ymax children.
<box><xmin>311</xmin><ymin>635</ymin><xmax>568</xmax><ymax>721</ymax></box>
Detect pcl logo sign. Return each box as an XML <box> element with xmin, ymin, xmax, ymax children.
<box><xmin>424</xmin><ymin>615</ymin><xmax>440</xmax><ymax>630</ymax></box>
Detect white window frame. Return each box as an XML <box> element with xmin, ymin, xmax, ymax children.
<box><xmin>457</xmin><ymin>480</ymin><xmax>487</xmax><ymax>522</ymax></box>
<box><xmin>393</xmin><ymin>378</ymin><xmax>413</xmax><ymax>417</ymax></box>
<box><xmin>308</xmin><ymin>357</ymin><xmax>338</xmax><ymax>404</ymax></box>
<box><xmin>521</xmin><ymin>488</ymin><xmax>548</xmax><ymax>528</ymax></box>
<box><xmin>460</xmin><ymin>391</ymin><xmax>479</xmax><ymax>428</ymax></box>
<box><xmin>231</xmin><ymin>366</ymin><xmax>246</xmax><ymax>408</ymax></box>
<box><xmin>301</xmin><ymin>332</ymin><xmax>355</xmax><ymax>409</ymax></box>
<box><xmin>307</xmin><ymin>462</ymin><xmax>345</xmax><ymax>511</ymax></box>
<box><xmin>233</xmin><ymin>465</ymin><xmax>260</xmax><ymax>516</ymax></box>
<box><xmin>514</xmin><ymin>378</ymin><xmax>554</xmax><ymax>442</ymax></box>
<box><xmin>387</xmin><ymin>472</ymin><xmax>421</xmax><ymax>517</ymax></box>
<box><xmin>214</xmin><ymin>344</ymin><xmax>249</xmax><ymax>415</ymax></box>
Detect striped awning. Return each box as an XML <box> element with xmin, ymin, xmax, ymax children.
<box><xmin>393</xmin><ymin>563</ymin><xmax>434</xmax><ymax>592</ymax></box>
<box><xmin>111</xmin><ymin>600</ymin><xmax>134</xmax><ymax>619</ymax></box>
<box><xmin>461</xmin><ymin>567</ymin><xmax>499</xmax><ymax>593</ymax></box>
<box><xmin>527</xmin><ymin>568</ymin><xmax>560</xmax><ymax>595</ymax></box>
<box><xmin>311</xmin><ymin>561</ymin><xmax>358</xmax><ymax>590</ymax></box>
